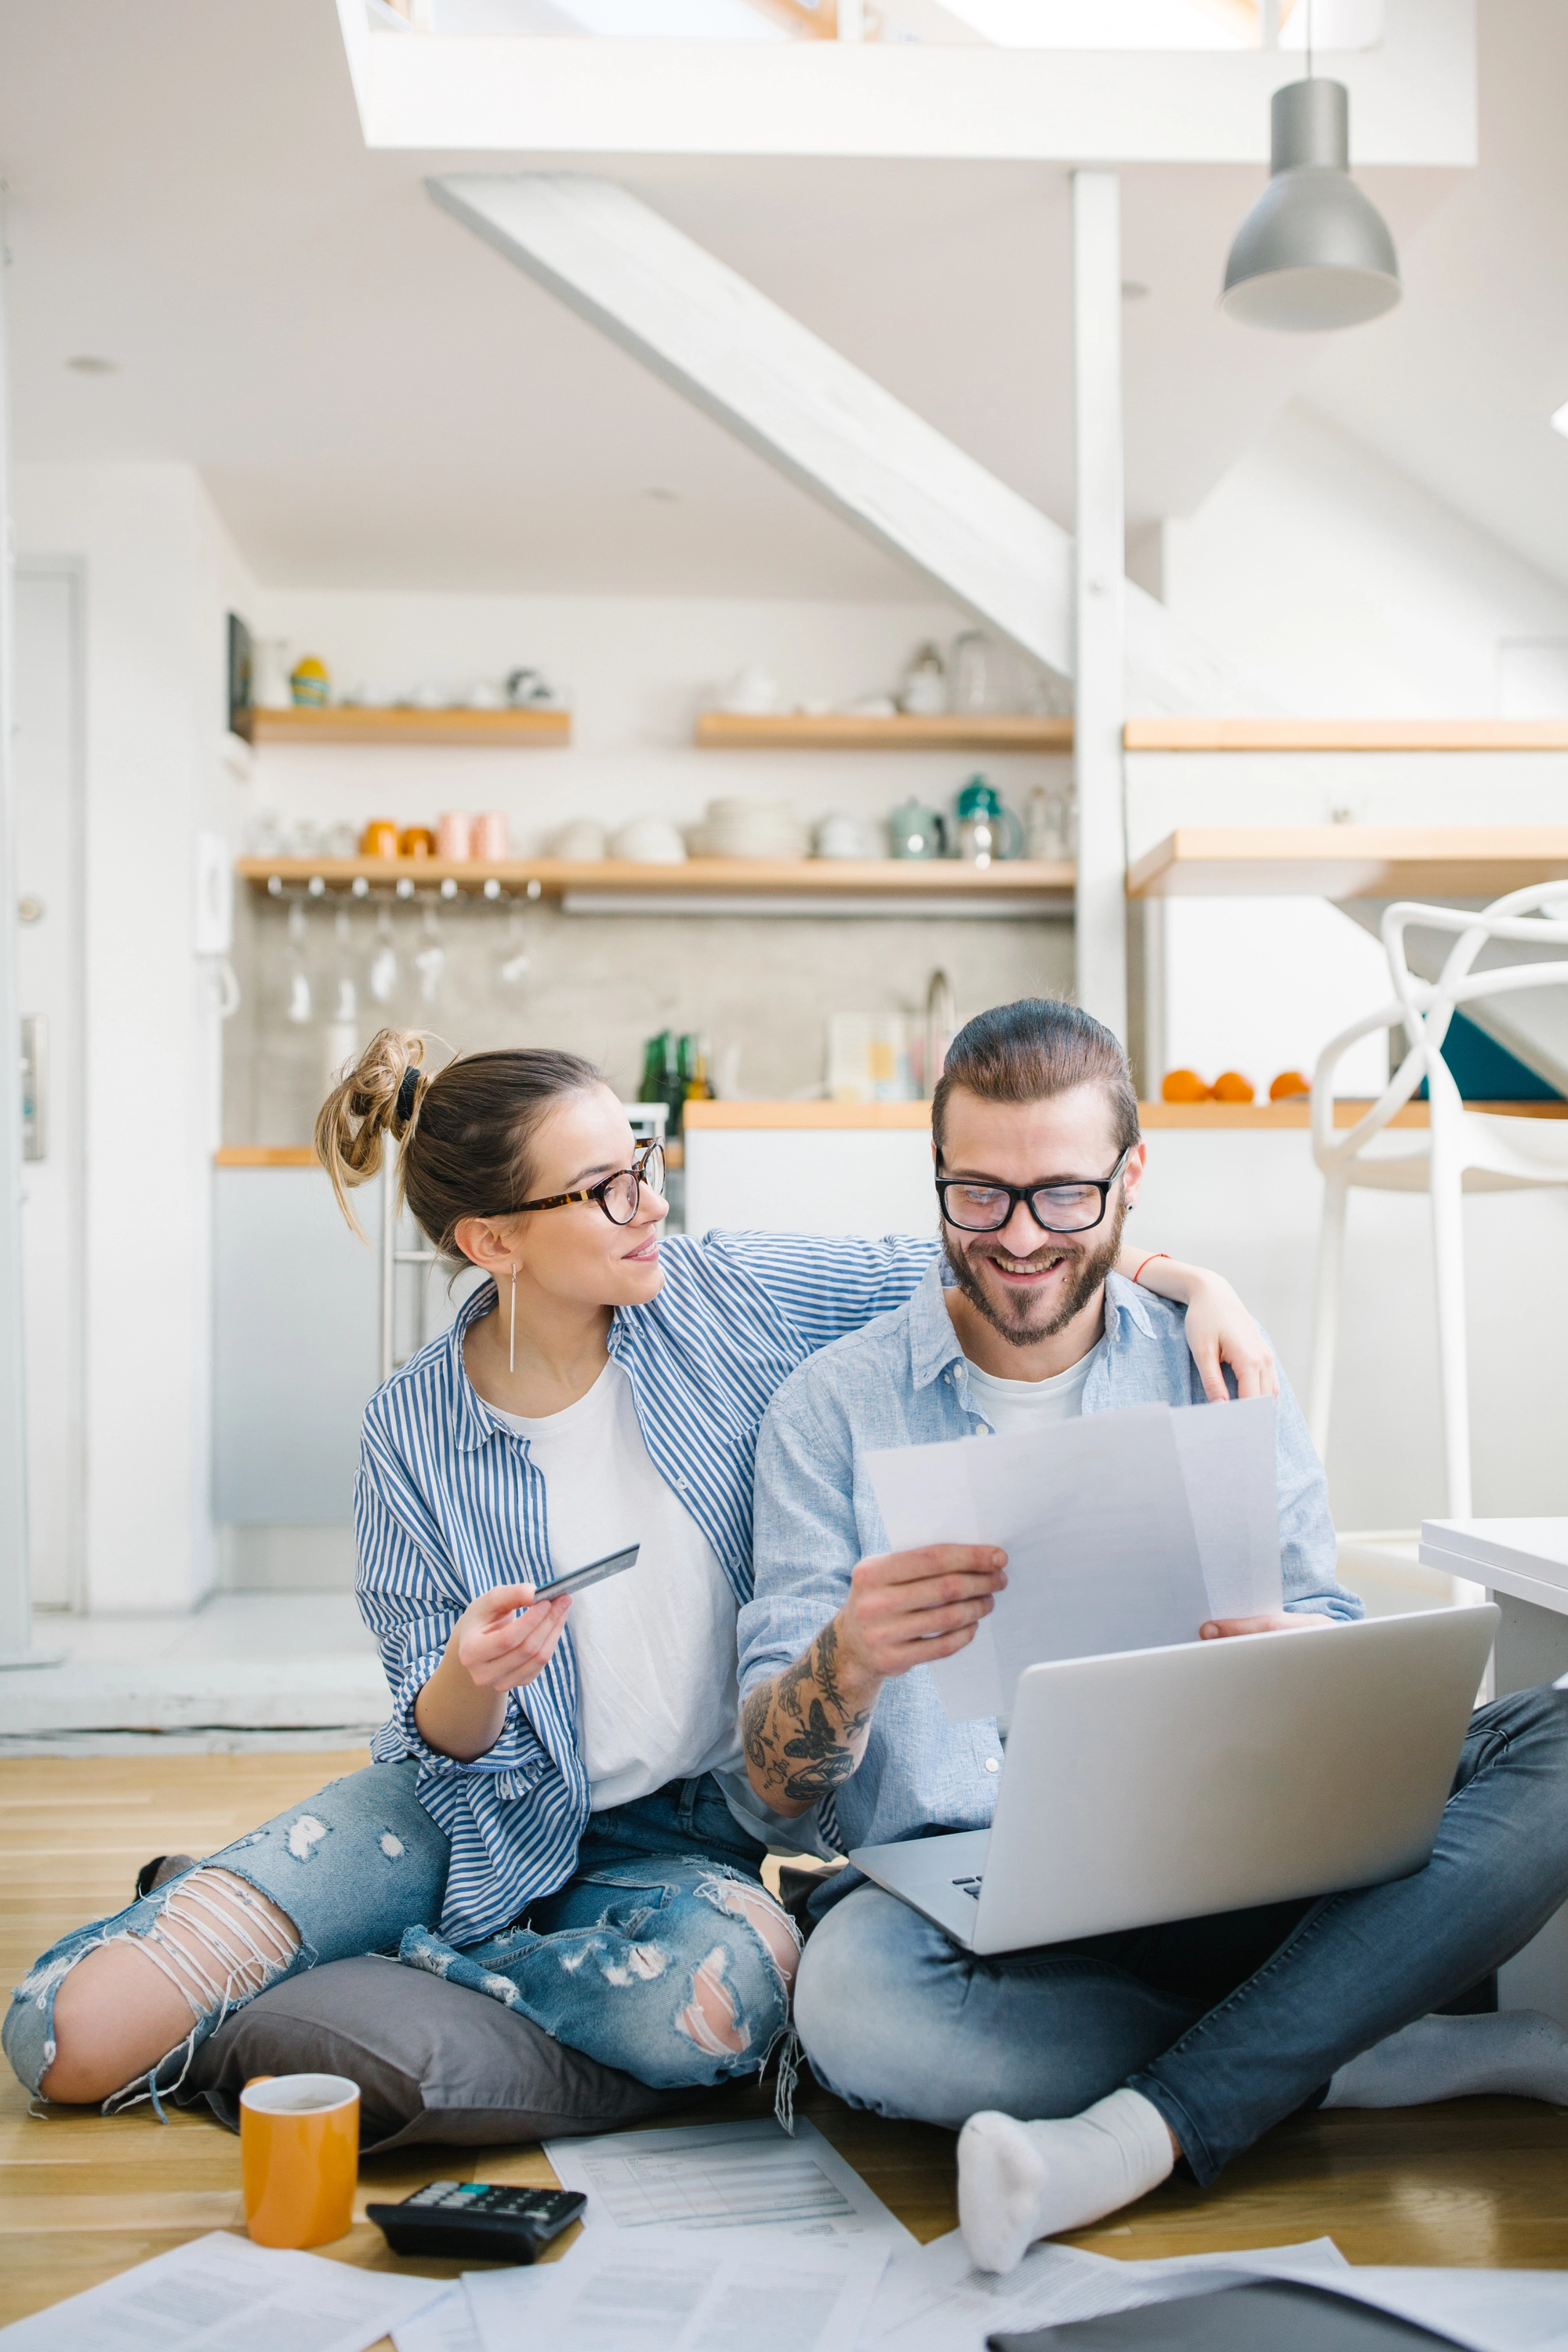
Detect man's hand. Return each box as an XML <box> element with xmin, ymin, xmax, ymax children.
<box><xmin>1200</xmin><ymin>1612</ymin><xmax>1335</xmax><ymax>1639</ymax></box>
<box><xmin>742</xmin><ymin>1544</ymin><xmax>1007</xmax><ymax>1817</ymax></box>
<box><xmin>838</xmin><ymin>1544</ymin><xmax>1009</xmax><ymax>1681</ymax></box>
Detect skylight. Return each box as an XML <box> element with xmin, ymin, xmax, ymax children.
<box><xmin>373</xmin><ymin>0</ymin><xmax>1384</xmax><ymax>47</ymax></box>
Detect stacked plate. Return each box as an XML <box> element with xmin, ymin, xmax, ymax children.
<box><xmin>694</xmin><ymin>797</ymin><xmax>809</xmax><ymax>862</ymax></box>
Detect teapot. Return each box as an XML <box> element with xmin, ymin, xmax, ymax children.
<box><xmin>953</xmin><ymin>776</ymin><xmax>1022</xmax><ymax>867</ymax></box>
<box><xmin>888</xmin><ymin>800</ymin><xmax>949</xmax><ymax>866</ymax></box>
<box><xmin>888</xmin><ymin>796</ymin><xmax>947</xmax><ymax>862</ymax></box>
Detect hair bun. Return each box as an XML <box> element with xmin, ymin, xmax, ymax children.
<box><xmin>314</xmin><ymin>1029</ymin><xmax>426</xmax><ymax>1238</ymax></box>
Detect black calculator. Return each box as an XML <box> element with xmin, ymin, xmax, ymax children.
<box><xmin>365</xmin><ymin>2180</ymin><xmax>586</xmax><ymax>2264</ymax></box>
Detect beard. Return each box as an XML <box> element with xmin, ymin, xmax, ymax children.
<box><xmin>943</xmin><ymin>1192</ymin><xmax>1128</xmax><ymax>1351</ymax></box>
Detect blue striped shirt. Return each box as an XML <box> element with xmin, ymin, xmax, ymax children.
<box><xmin>355</xmin><ymin>1229</ymin><xmax>936</xmax><ymax>1945</ymax></box>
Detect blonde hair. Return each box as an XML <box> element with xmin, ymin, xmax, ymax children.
<box><xmin>314</xmin><ymin>1028</ymin><xmax>604</xmax><ymax>1260</ymax></box>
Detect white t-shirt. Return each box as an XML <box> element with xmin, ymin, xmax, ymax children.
<box><xmin>964</xmin><ymin>1339</ymin><xmax>1104</xmax><ymax>1434</ymax></box>
<box><xmin>494</xmin><ymin>1359</ymin><xmax>786</xmax><ymax>1846</ymax></box>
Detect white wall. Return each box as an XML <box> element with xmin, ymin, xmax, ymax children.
<box><xmin>227</xmin><ymin>587</ymin><xmax>1074</xmax><ymax>1144</ymax></box>
<box><xmin>238</xmin><ymin>587</ymin><xmax>1067</xmax><ymax>855</ymax></box>
<box><xmin>1151</xmin><ymin>406</ymin><xmax>1568</xmax><ymax>1102</ymax></box>
<box><xmin>16</xmin><ymin>462</ymin><xmax>256</xmax><ymax>1613</ymax></box>
<box><xmin>1163</xmin><ymin>405</ymin><xmax>1568</xmax><ymax>721</ymax></box>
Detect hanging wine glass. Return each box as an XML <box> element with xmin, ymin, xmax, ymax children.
<box><xmin>497</xmin><ymin>904</ymin><xmax>532</xmax><ymax>988</ymax></box>
<box><xmin>368</xmin><ymin>906</ymin><xmax>397</xmax><ymax>1006</ymax></box>
<box><xmin>413</xmin><ymin>906</ymin><xmax>445</xmax><ymax>1007</ymax></box>
<box><xmin>285</xmin><ymin>901</ymin><xmax>313</xmax><ymax>1025</ymax></box>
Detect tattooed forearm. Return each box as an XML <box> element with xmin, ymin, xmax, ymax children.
<box><xmin>742</xmin><ymin>1612</ymin><xmax>879</xmax><ymax>1815</ymax></box>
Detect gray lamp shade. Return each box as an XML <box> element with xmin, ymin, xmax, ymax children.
<box><xmin>1222</xmin><ymin>78</ymin><xmax>1401</xmax><ymax>332</ymax></box>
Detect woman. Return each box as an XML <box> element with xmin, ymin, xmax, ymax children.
<box><xmin>6</xmin><ymin>1031</ymin><xmax>1277</xmax><ymax>2114</ymax></box>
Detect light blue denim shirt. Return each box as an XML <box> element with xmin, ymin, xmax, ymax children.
<box><xmin>737</xmin><ymin>1265</ymin><xmax>1361</xmax><ymax>1860</ymax></box>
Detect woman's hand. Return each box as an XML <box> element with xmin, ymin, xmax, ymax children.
<box><xmin>1180</xmin><ymin>1272</ymin><xmax>1278</xmax><ymax>1403</ymax></box>
<box><xmin>1120</xmin><ymin>1249</ymin><xmax>1279</xmax><ymax>1403</ymax></box>
<box><xmin>414</xmin><ymin>1582</ymin><xmax>571</xmax><ymax>1763</ymax></box>
<box><xmin>454</xmin><ymin>1581</ymin><xmax>572</xmax><ymax>1692</ymax></box>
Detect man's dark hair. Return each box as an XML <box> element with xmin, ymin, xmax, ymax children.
<box><xmin>931</xmin><ymin>997</ymin><xmax>1141</xmax><ymax>1164</ymax></box>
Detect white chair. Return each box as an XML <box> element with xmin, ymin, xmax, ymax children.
<box><xmin>1308</xmin><ymin>883</ymin><xmax>1568</xmax><ymax>1516</ymax></box>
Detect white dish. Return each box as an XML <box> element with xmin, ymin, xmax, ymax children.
<box><xmin>551</xmin><ymin>819</ymin><xmax>608</xmax><ymax>861</ymax></box>
<box><xmin>611</xmin><ymin>818</ymin><xmax>688</xmax><ymax>865</ymax></box>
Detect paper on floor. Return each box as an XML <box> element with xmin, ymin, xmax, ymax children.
<box><xmin>858</xmin><ymin>2227</ymin><xmax>1349</xmax><ymax>2351</ymax></box>
<box><xmin>0</xmin><ymin>2229</ymin><xmax>447</xmax><ymax>2352</ymax></box>
<box><xmin>866</xmin><ymin>1396</ymin><xmax>1280</xmax><ymax>1724</ymax></box>
<box><xmin>542</xmin><ymin>2115</ymin><xmax>916</xmax><ymax>2245</ymax></box>
<box><xmin>465</xmin><ymin>2221</ymin><xmax>889</xmax><ymax>2352</ymax></box>
<box><xmin>1269</xmin><ymin>2264</ymin><xmax>1568</xmax><ymax>2352</ymax></box>
<box><xmin>392</xmin><ymin>2282</ymin><xmax>488</xmax><ymax>2352</ymax></box>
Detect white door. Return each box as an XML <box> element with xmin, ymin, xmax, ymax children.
<box><xmin>14</xmin><ymin>564</ymin><xmax>85</xmax><ymax>1611</ymax></box>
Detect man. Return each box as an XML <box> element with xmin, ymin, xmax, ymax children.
<box><xmin>738</xmin><ymin>997</ymin><xmax>1568</xmax><ymax>2274</ymax></box>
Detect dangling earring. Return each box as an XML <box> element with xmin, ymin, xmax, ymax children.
<box><xmin>509</xmin><ymin>1262</ymin><xmax>517</xmax><ymax>1376</ymax></box>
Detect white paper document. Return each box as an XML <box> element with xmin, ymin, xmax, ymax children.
<box><xmin>1271</xmin><ymin>2264</ymin><xmax>1568</xmax><ymax>2352</ymax></box>
<box><xmin>866</xmin><ymin>1397</ymin><xmax>1281</xmax><ymax>1722</ymax></box>
<box><xmin>466</xmin><ymin>2223</ymin><xmax>888</xmax><ymax>2352</ymax></box>
<box><xmin>0</xmin><ymin>2230</ymin><xmax>446</xmax><ymax>2352</ymax></box>
<box><xmin>542</xmin><ymin>2115</ymin><xmax>916</xmax><ymax>2245</ymax></box>
<box><xmin>393</xmin><ymin>2284</ymin><xmax>487</xmax><ymax>2352</ymax></box>
<box><xmin>860</xmin><ymin>2227</ymin><xmax>1350</xmax><ymax>2351</ymax></box>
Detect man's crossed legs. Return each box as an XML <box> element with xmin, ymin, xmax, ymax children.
<box><xmin>795</xmin><ymin>1685</ymin><xmax>1568</xmax><ymax>2270</ymax></box>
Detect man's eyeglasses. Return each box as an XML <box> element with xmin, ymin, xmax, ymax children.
<box><xmin>935</xmin><ymin>1145</ymin><xmax>1132</xmax><ymax>1236</ymax></box>
<box><xmin>495</xmin><ymin>1141</ymin><xmax>666</xmax><ymax>1227</ymax></box>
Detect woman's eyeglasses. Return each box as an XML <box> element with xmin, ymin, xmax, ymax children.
<box><xmin>935</xmin><ymin>1145</ymin><xmax>1132</xmax><ymax>1236</ymax></box>
<box><xmin>496</xmin><ymin>1141</ymin><xmax>666</xmax><ymax>1227</ymax></box>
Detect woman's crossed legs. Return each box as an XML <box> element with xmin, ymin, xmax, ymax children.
<box><xmin>7</xmin><ymin>1762</ymin><xmax>798</xmax><ymax>2110</ymax></box>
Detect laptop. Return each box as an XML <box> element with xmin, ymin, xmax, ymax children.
<box><xmin>848</xmin><ymin>1606</ymin><xmax>1498</xmax><ymax>1956</ymax></box>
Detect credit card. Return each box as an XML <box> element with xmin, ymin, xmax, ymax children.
<box><xmin>529</xmin><ymin>1543</ymin><xmax>640</xmax><ymax>1602</ymax></box>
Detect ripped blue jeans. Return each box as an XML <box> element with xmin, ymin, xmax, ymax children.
<box><xmin>3</xmin><ymin>1762</ymin><xmax>793</xmax><ymax>2109</ymax></box>
<box><xmin>402</xmin><ymin>1774</ymin><xmax>797</xmax><ymax>2095</ymax></box>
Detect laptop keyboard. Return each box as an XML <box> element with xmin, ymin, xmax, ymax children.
<box><xmin>952</xmin><ymin>1876</ymin><xmax>982</xmax><ymax>1900</ymax></box>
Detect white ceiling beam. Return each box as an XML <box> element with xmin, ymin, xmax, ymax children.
<box><xmin>343</xmin><ymin>0</ymin><xmax>1474</xmax><ymax>165</ymax></box>
<box><xmin>429</xmin><ymin>172</ymin><xmax>1264</xmax><ymax>713</ymax></box>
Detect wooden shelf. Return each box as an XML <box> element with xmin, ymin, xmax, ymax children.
<box><xmin>684</xmin><ymin>1098</ymin><xmax>1568</xmax><ymax>1134</ymax></box>
<box><xmin>242</xmin><ymin>705</ymin><xmax>570</xmax><ymax>747</ymax></box>
<box><xmin>238</xmin><ymin>855</ymin><xmax>1075</xmax><ymax>900</ymax></box>
<box><xmin>694</xmin><ymin>710</ymin><xmax>1073</xmax><ymax>752</ymax></box>
<box><xmin>1123</xmin><ymin>718</ymin><xmax>1568</xmax><ymax>753</ymax></box>
<box><xmin>1127</xmin><ymin>826</ymin><xmax>1568</xmax><ymax>902</ymax></box>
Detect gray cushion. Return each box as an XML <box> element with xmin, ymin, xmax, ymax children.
<box><xmin>181</xmin><ymin>1955</ymin><xmax>681</xmax><ymax>2152</ymax></box>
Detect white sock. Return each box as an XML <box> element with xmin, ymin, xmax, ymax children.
<box><xmin>1323</xmin><ymin>2010</ymin><xmax>1568</xmax><ymax>2111</ymax></box>
<box><xmin>957</xmin><ymin>2088</ymin><xmax>1176</xmax><ymax>2276</ymax></box>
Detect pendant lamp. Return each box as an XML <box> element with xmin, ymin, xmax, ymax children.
<box><xmin>1222</xmin><ymin>78</ymin><xmax>1401</xmax><ymax>332</ymax></box>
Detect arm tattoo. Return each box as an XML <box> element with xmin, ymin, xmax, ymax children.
<box><xmin>744</xmin><ymin>1616</ymin><xmax>874</xmax><ymax>1809</ymax></box>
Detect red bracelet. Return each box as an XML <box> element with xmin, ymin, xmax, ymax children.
<box><xmin>1132</xmin><ymin>1252</ymin><xmax>1171</xmax><ymax>1287</ymax></box>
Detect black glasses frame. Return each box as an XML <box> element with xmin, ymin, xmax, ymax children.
<box><xmin>491</xmin><ymin>1140</ymin><xmax>666</xmax><ymax>1226</ymax></box>
<box><xmin>935</xmin><ymin>1145</ymin><xmax>1133</xmax><ymax>1236</ymax></box>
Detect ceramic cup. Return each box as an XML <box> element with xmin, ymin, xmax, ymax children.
<box><xmin>813</xmin><ymin>814</ymin><xmax>881</xmax><ymax>860</ymax></box>
<box><xmin>240</xmin><ymin>2072</ymin><xmax>359</xmax><ymax>2249</ymax></box>
<box><xmin>359</xmin><ymin>818</ymin><xmax>398</xmax><ymax>859</ymax></box>
<box><xmin>436</xmin><ymin>811</ymin><xmax>473</xmax><ymax>861</ymax></box>
<box><xmin>471</xmin><ymin>811</ymin><xmax>510</xmax><ymax>861</ymax></box>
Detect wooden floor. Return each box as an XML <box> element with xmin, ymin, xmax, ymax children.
<box><xmin>5</xmin><ymin>1754</ymin><xmax>1568</xmax><ymax>2341</ymax></box>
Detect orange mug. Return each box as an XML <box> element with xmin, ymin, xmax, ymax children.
<box><xmin>240</xmin><ymin>2072</ymin><xmax>359</xmax><ymax>2249</ymax></box>
<box><xmin>360</xmin><ymin>818</ymin><xmax>398</xmax><ymax>859</ymax></box>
